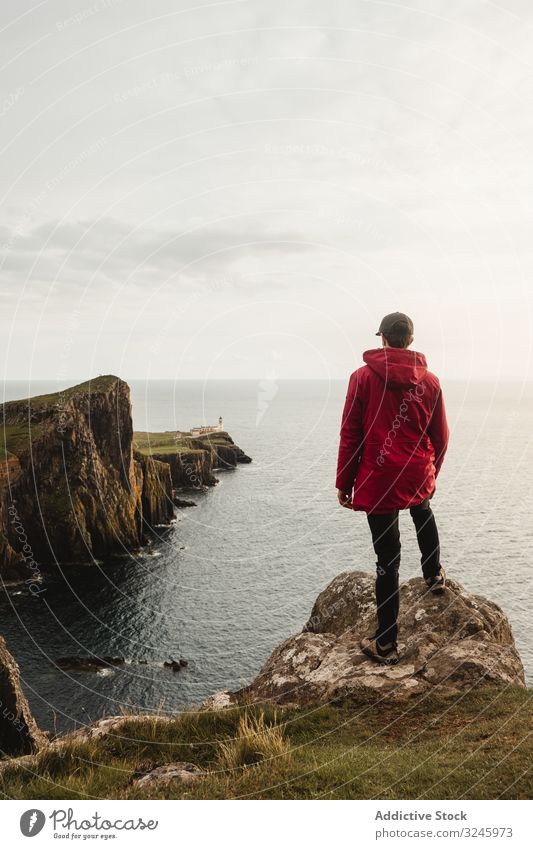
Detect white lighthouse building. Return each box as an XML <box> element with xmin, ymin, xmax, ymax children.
<box><xmin>190</xmin><ymin>416</ymin><xmax>224</xmax><ymax>437</ymax></box>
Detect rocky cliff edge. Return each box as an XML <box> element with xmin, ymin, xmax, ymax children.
<box><xmin>206</xmin><ymin>571</ymin><xmax>525</xmax><ymax>707</ymax></box>
<box><xmin>0</xmin><ymin>571</ymin><xmax>526</xmax><ymax>757</ymax></box>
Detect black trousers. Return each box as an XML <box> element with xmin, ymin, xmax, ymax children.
<box><xmin>366</xmin><ymin>498</ymin><xmax>441</xmax><ymax>645</ymax></box>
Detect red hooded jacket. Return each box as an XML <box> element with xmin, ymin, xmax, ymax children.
<box><xmin>336</xmin><ymin>347</ymin><xmax>449</xmax><ymax>514</ymax></box>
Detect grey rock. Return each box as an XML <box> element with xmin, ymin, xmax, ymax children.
<box><xmin>235</xmin><ymin>571</ymin><xmax>525</xmax><ymax>704</ymax></box>
<box><xmin>0</xmin><ymin>636</ymin><xmax>47</xmax><ymax>756</ymax></box>
<box><xmin>132</xmin><ymin>762</ymin><xmax>204</xmax><ymax>787</ymax></box>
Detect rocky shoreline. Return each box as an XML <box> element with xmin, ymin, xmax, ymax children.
<box><xmin>0</xmin><ymin>570</ymin><xmax>527</xmax><ymax>759</ymax></box>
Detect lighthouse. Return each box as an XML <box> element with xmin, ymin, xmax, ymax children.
<box><xmin>189</xmin><ymin>416</ymin><xmax>225</xmax><ymax>437</ymax></box>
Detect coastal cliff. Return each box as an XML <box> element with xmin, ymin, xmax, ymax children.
<box><xmin>0</xmin><ymin>377</ymin><xmax>251</xmax><ymax>579</ymax></box>
<box><xmin>0</xmin><ymin>377</ymin><xmax>173</xmax><ymax>578</ymax></box>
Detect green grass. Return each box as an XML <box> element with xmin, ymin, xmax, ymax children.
<box><xmin>1</xmin><ymin>687</ymin><xmax>531</xmax><ymax>800</ymax></box>
<box><xmin>135</xmin><ymin>446</ymin><xmax>206</xmax><ymax>457</ymax></box>
<box><xmin>197</xmin><ymin>433</ymin><xmax>230</xmax><ymax>444</ymax></box>
<box><xmin>216</xmin><ymin>711</ymin><xmax>289</xmax><ymax>771</ymax></box>
<box><xmin>1</xmin><ymin>377</ymin><xmax>123</xmax><ymax>457</ymax></box>
<box><xmin>134</xmin><ymin>431</ymin><xmax>221</xmax><ymax>456</ymax></box>
<box><xmin>0</xmin><ymin>424</ymin><xmax>44</xmax><ymax>461</ymax></box>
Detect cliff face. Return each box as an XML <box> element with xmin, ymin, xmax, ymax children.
<box><xmin>152</xmin><ymin>450</ymin><xmax>218</xmax><ymax>490</ymax></box>
<box><xmin>208</xmin><ymin>572</ymin><xmax>525</xmax><ymax>707</ymax></box>
<box><xmin>135</xmin><ymin>431</ymin><xmax>252</xmax><ymax>491</ymax></box>
<box><xmin>133</xmin><ymin>451</ymin><xmax>174</xmax><ymax>528</ymax></box>
<box><xmin>207</xmin><ymin>433</ymin><xmax>252</xmax><ymax>471</ymax></box>
<box><xmin>0</xmin><ymin>636</ymin><xmax>46</xmax><ymax>756</ymax></box>
<box><xmin>1</xmin><ymin>379</ymin><xmax>252</xmax><ymax>578</ymax></box>
<box><xmin>0</xmin><ymin>377</ymin><xmax>174</xmax><ymax>578</ymax></box>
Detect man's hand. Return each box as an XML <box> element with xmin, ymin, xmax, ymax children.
<box><xmin>337</xmin><ymin>489</ymin><xmax>352</xmax><ymax>508</ymax></box>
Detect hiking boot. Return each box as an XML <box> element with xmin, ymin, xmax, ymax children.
<box><xmin>425</xmin><ymin>566</ymin><xmax>446</xmax><ymax>595</ymax></box>
<box><xmin>360</xmin><ymin>635</ymin><xmax>399</xmax><ymax>666</ymax></box>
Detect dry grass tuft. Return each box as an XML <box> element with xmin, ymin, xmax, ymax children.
<box><xmin>216</xmin><ymin>711</ymin><xmax>289</xmax><ymax>771</ymax></box>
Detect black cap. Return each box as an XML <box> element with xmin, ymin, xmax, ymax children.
<box><xmin>376</xmin><ymin>311</ymin><xmax>414</xmax><ymax>337</ymax></box>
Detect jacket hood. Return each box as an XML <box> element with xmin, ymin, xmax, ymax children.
<box><xmin>363</xmin><ymin>347</ymin><xmax>428</xmax><ymax>388</ymax></box>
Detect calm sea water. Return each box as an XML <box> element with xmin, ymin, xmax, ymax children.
<box><xmin>1</xmin><ymin>378</ymin><xmax>532</xmax><ymax>733</ymax></box>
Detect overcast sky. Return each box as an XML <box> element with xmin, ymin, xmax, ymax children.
<box><xmin>1</xmin><ymin>0</ymin><xmax>533</xmax><ymax>382</ymax></box>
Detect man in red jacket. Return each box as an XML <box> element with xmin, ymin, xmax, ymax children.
<box><xmin>336</xmin><ymin>312</ymin><xmax>449</xmax><ymax>666</ymax></box>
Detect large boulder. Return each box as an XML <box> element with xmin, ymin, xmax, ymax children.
<box><xmin>0</xmin><ymin>637</ymin><xmax>46</xmax><ymax>756</ymax></box>
<box><xmin>131</xmin><ymin>762</ymin><xmax>205</xmax><ymax>788</ymax></box>
<box><xmin>231</xmin><ymin>572</ymin><xmax>525</xmax><ymax>705</ymax></box>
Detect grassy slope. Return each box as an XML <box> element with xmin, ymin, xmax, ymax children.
<box><xmin>0</xmin><ymin>424</ymin><xmax>44</xmax><ymax>461</ymax></box>
<box><xmin>1</xmin><ymin>687</ymin><xmax>531</xmax><ymax>800</ymax></box>
<box><xmin>2</xmin><ymin>375</ymin><xmax>120</xmax><ymax>411</ymax></box>
<box><xmin>1</xmin><ymin>376</ymin><xmax>119</xmax><ymax>461</ymax></box>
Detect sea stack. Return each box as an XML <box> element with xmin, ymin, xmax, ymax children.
<box><xmin>0</xmin><ymin>636</ymin><xmax>46</xmax><ymax>756</ymax></box>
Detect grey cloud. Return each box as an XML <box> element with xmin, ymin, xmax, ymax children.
<box><xmin>1</xmin><ymin>0</ymin><xmax>533</xmax><ymax>379</ymax></box>
<box><xmin>0</xmin><ymin>215</ymin><xmax>316</xmax><ymax>294</ymax></box>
